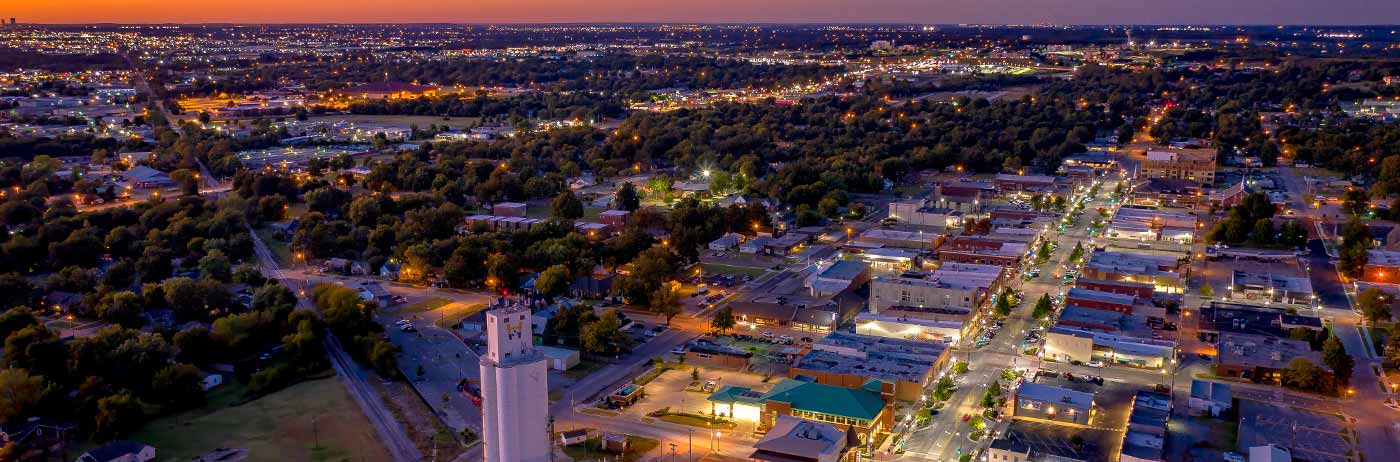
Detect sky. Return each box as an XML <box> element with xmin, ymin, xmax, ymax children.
<box><xmin>9</xmin><ymin>0</ymin><xmax>1400</xmax><ymax>25</ymax></box>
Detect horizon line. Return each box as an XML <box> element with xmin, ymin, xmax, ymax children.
<box><xmin>11</xmin><ymin>22</ymin><xmax>1400</xmax><ymax>27</ymax></box>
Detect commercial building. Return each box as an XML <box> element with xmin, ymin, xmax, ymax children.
<box><xmin>1193</xmin><ymin>302</ymin><xmax>1323</xmax><ymax>343</ymax></box>
<box><xmin>937</xmin><ymin>236</ymin><xmax>1028</xmax><ymax>267</ymax></box>
<box><xmin>479</xmin><ymin>304</ymin><xmax>550</xmax><ymax>462</ymax></box>
<box><xmin>465</xmin><ymin>215</ymin><xmax>546</xmax><ymax>233</ymax></box>
<box><xmin>684</xmin><ymin>341</ymin><xmax>754</xmax><ymax>370</ymax></box>
<box><xmin>854</xmin><ymin>311</ymin><xmax>962</xmax><ymax>343</ymax></box>
<box><xmin>1064</xmin><ymin>288</ymin><xmax>1139</xmax><ymax>314</ymax></box>
<box><xmin>121</xmin><ymin>165</ymin><xmax>174</xmax><ymax>189</ymax></box>
<box><xmin>986</xmin><ymin>438</ymin><xmax>1032</xmax><ymax>462</ymax></box>
<box><xmin>887</xmin><ymin>201</ymin><xmax>963</xmax><ymax>228</ymax></box>
<box><xmin>334</xmin><ymin>81</ymin><xmax>438</xmax><ymax>100</ymax></box>
<box><xmin>1082</xmin><ymin>250</ymin><xmax>1185</xmax><ymax>294</ymax></box>
<box><xmin>807</xmin><ymin>260</ymin><xmax>870</xmax><ymax>297</ymax></box>
<box><xmin>1140</xmin><ymin>148</ymin><xmax>1217</xmax><ymax>185</ymax></box>
<box><xmin>849</xmin><ymin>247</ymin><xmax>921</xmax><ymax>274</ymax></box>
<box><xmin>871</xmin><ymin>262</ymin><xmax>1001</xmax><ymax>312</ymax></box>
<box><xmin>1362</xmin><ymin>249</ymin><xmax>1400</xmax><ymax>284</ymax></box>
<box><xmin>1121</xmin><ymin>392</ymin><xmax>1170</xmax><ymax>462</ymax></box>
<box><xmin>1188</xmin><ymin>380</ymin><xmax>1232</xmax><ymax>417</ymax></box>
<box><xmin>1012</xmin><ymin>382</ymin><xmax>1095</xmax><ymax>425</ymax></box>
<box><xmin>1041</xmin><ymin>325</ymin><xmax>1176</xmax><ymax>369</ymax></box>
<box><xmin>492</xmin><ymin>202</ymin><xmax>528</xmax><ymax>217</ymax></box>
<box><xmin>1075</xmin><ymin>278</ymin><xmax>1155</xmax><ymax>299</ymax></box>
<box><xmin>931</xmin><ymin>180</ymin><xmax>995</xmax><ymax>213</ymax></box>
<box><xmin>708</xmin><ymin>233</ymin><xmax>742</xmax><ymax>251</ymax></box>
<box><xmin>993</xmin><ymin>173</ymin><xmax>1063</xmax><ymax>195</ymax></box>
<box><xmin>1106</xmin><ymin>207</ymin><xmax>1199</xmax><ymax>244</ymax></box>
<box><xmin>857</xmin><ymin>228</ymin><xmax>945</xmax><ymax>250</ymax></box>
<box><xmin>1229</xmin><ymin>270</ymin><xmax>1315</xmax><ymax>305</ymax></box>
<box><xmin>1215</xmin><ymin>332</ymin><xmax>1330</xmax><ymax>386</ymax></box>
<box><xmin>709</xmin><ymin>378</ymin><xmax>893</xmax><ymax>442</ymax></box>
<box><xmin>749</xmin><ymin>415</ymin><xmax>853</xmax><ymax>462</ymax></box>
<box><xmin>790</xmin><ymin>332</ymin><xmax>950</xmax><ymax>401</ymax></box>
<box><xmin>1130</xmin><ymin>178</ymin><xmax>1203</xmax><ymax>208</ymax></box>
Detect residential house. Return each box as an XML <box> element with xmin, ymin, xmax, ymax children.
<box><xmin>77</xmin><ymin>440</ymin><xmax>155</xmax><ymax>462</ymax></box>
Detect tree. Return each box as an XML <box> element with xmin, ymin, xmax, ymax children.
<box><xmin>93</xmin><ymin>392</ymin><xmax>143</xmax><ymax>441</ymax></box>
<box><xmin>1338</xmin><ymin>216</ymin><xmax>1370</xmax><ymax>278</ymax></box>
<box><xmin>173</xmin><ymin>324</ymin><xmax>219</xmax><ymax>366</ymax></box>
<box><xmin>0</xmin><ymin>368</ymin><xmax>45</xmax><ymax>425</ymax></box>
<box><xmin>281</xmin><ymin>319</ymin><xmax>325</xmax><ymax>367</ymax></box>
<box><xmin>152</xmin><ymin>363</ymin><xmax>206</xmax><ymax>409</ymax></box>
<box><xmin>96</xmin><ymin>291</ymin><xmax>145</xmax><ymax>328</ymax></box>
<box><xmin>993</xmin><ymin>290</ymin><xmax>1013</xmax><ymax>317</ymax></box>
<box><xmin>1031</xmin><ymin>294</ymin><xmax>1054</xmax><ymax>320</ymax></box>
<box><xmin>534</xmin><ymin>264</ymin><xmax>571</xmax><ymax>298</ymax></box>
<box><xmin>1069</xmin><ymin>241</ymin><xmax>1084</xmax><ymax>263</ymax></box>
<box><xmin>981</xmin><ymin>381</ymin><xmax>1002</xmax><ymax>408</ymax></box>
<box><xmin>198</xmin><ymin>249</ymin><xmax>232</xmax><ymax>282</ymax></box>
<box><xmin>617</xmin><ymin>182</ymin><xmax>640</xmax><ymax>212</ymax></box>
<box><xmin>1281</xmin><ymin>357</ymin><xmax>1320</xmax><ymax>391</ymax></box>
<box><xmin>650</xmin><ymin>286</ymin><xmax>682</xmax><ymax>324</ymax></box>
<box><xmin>551</xmin><ymin>191</ymin><xmax>584</xmax><ymax>219</ymax></box>
<box><xmin>0</xmin><ymin>307</ymin><xmax>38</xmax><ymax>341</ymax></box>
<box><xmin>1322</xmin><ymin>335</ymin><xmax>1355</xmax><ymax>387</ymax></box>
<box><xmin>581</xmin><ymin>310</ymin><xmax>628</xmax><ymax>356</ymax></box>
<box><xmin>1385</xmin><ymin>323</ymin><xmax>1400</xmax><ymax>364</ymax></box>
<box><xmin>3</xmin><ymin>326</ymin><xmax>67</xmax><ymax>382</ymax></box>
<box><xmin>711</xmin><ymin>306</ymin><xmax>736</xmax><ymax>334</ymax></box>
<box><xmin>1199</xmin><ymin>283</ymin><xmax>1215</xmax><ymax>299</ymax></box>
<box><xmin>1036</xmin><ymin>241</ymin><xmax>1051</xmax><ymax>262</ymax></box>
<box><xmin>1343</xmin><ymin>188</ymin><xmax>1370</xmax><ymax>216</ymax></box>
<box><xmin>1358</xmin><ymin>288</ymin><xmax>1392</xmax><ymax>325</ymax></box>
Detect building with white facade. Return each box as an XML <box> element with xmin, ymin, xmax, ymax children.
<box><xmin>480</xmin><ymin>304</ymin><xmax>550</xmax><ymax>462</ymax></box>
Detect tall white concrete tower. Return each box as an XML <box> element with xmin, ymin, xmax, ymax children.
<box><xmin>479</xmin><ymin>303</ymin><xmax>550</xmax><ymax>462</ymax></box>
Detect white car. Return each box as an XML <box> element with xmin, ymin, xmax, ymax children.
<box><xmin>671</xmin><ymin>347</ymin><xmax>688</xmax><ymax>355</ymax></box>
<box><xmin>1086</xmin><ymin>361</ymin><xmax>1105</xmax><ymax>368</ymax></box>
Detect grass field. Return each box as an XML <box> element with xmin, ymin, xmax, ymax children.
<box><xmin>431</xmin><ymin>302</ymin><xmax>488</xmax><ymax>328</ymax></box>
<box><xmin>395</xmin><ymin>298</ymin><xmax>452</xmax><ymax>314</ymax></box>
<box><xmin>306</xmin><ymin>114</ymin><xmax>482</xmax><ymax>129</ymax></box>
<box><xmin>560</xmin><ymin>436</ymin><xmax>660</xmax><ymax>462</ymax></box>
<box><xmin>129</xmin><ymin>378</ymin><xmax>391</xmax><ymax>462</ymax></box>
<box><xmin>700</xmin><ymin>263</ymin><xmax>768</xmax><ymax>279</ymax></box>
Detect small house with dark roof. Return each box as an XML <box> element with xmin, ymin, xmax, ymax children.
<box><xmin>77</xmin><ymin>440</ymin><xmax>155</xmax><ymax>462</ymax></box>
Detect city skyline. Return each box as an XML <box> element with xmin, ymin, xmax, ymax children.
<box><xmin>9</xmin><ymin>0</ymin><xmax>1400</xmax><ymax>26</ymax></box>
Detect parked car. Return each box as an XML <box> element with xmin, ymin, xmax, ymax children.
<box><xmin>1087</xmin><ymin>360</ymin><xmax>1105</xmax><ymax>368</ymax></box>
<box><xmin>671</xmin><ymin>347</ymin><xmax>688</xmax><ymax>355</ymax></box>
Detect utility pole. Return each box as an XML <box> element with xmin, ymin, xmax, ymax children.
<box><xmin>688</xmin><ymin>429</ymin><xmax>694</xmax><ymax>462</ymax></box>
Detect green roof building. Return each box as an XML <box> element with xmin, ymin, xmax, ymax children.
<box><xmin>708</xmin><ymin>378</ymin><xmax>893</xmax><ymax>441</ymax></box>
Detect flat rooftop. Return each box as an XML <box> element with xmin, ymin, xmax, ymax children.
<box><xmin>1015</xmin><ymin>382</ymin><xmax>1094</xmax><ymax>410</ymax></box>
<box><xmin>1368</xmin><ymin>249</ymin><xmax>1400</xmax><ymax>266</ymax></box>
<box><xmin>1218</xmin><ymin>332</ymin><xmax>1322</xmax><ymax>371</ymax></box>
<box><xmin>1067</xmin><ymin>287</ymin><xmax>1138</xmax><ymax>306</ymax></box>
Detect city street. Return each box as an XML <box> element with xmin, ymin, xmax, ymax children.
<box><xmin>901</xmin><ymin>176</ymin><xmax>1124</xmax><ymax>462</ymax></box>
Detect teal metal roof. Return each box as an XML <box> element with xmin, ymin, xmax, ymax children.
<box><xmin>708</xmin><ymin>385</ymin><xmax>766</xmax><ymax>405</ymax></box>
<box><xmin>762</xmin><ymin>379</ymin><xmax>886</xmax><ymax>421</ymax></box>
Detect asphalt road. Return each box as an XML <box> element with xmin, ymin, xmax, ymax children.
<box><xmin>900</xmin><ymin>177</ymin><xmax>1122</xmax><ymax>462</ymax></box>
<box><xmin>248</xmin><ymin>226</ymin><xmax>424</xmax><ymax>462</ymax></box>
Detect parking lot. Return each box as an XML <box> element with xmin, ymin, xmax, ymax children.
<box><xmin>612</xmin><ymin>365</ymin><xmax>772</xmax><ymax>421</ymax></box>
<box><xmin>1031</xmin><ymin>370</ymin><xmax>1141</xmax><ymax>431</ymax></box>
<box><xmin>1237</xmin><ymin>399</ymin><xmax>1358</xmax><ymax>462</ymax></box>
